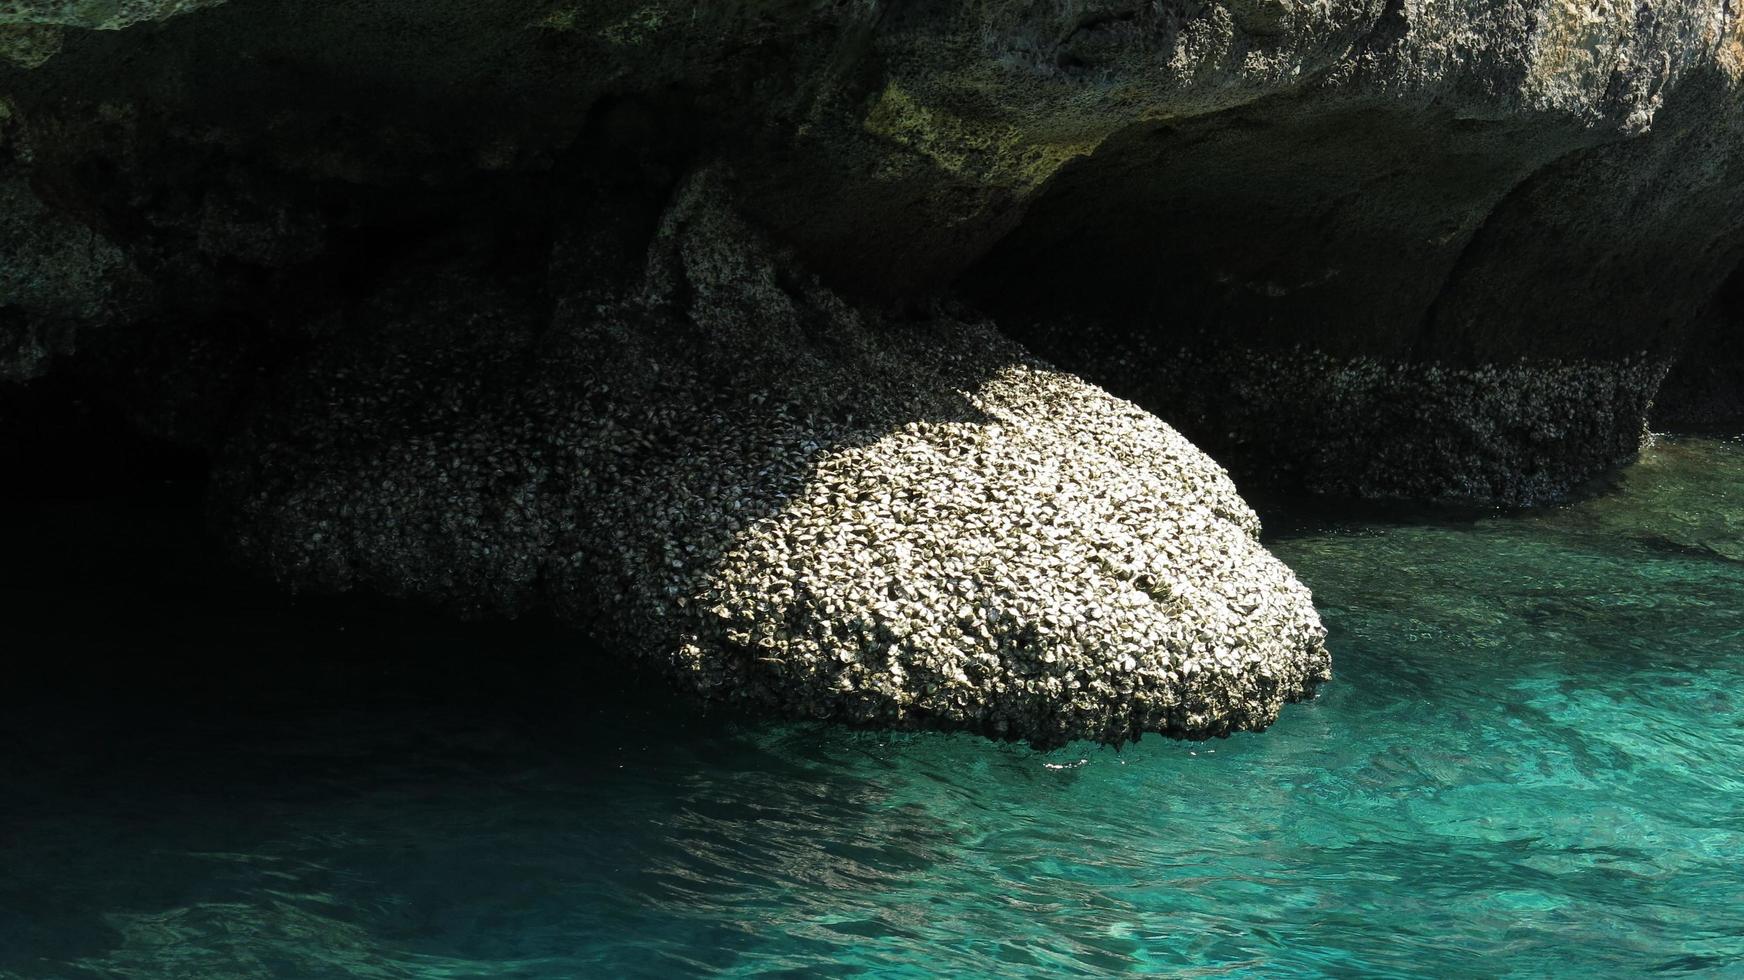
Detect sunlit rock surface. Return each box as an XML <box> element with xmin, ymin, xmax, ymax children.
<box><xmin>5</xmin><ymin>0</ymin><xmax>1744</xmax><ymax>740</ymax></box>
<box><xmin>218</xmin><ymin>178</ymin><xmax>1329</xmax><ymax>746</ymax></box>
<box><xmin>1</xmin><ymin>0</ymin><xmax>1741</xmax><ymax>497</ymax></box>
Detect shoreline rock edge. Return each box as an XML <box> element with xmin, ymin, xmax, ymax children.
<box><xmin>216</xmin><ymin>178</ymin><xmax>1331</xmax><ymax>747</ymax></box>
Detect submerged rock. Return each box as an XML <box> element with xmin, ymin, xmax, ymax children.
<box><xmin>217</xmin><ymin>177</ymin><xmax>1329</xmax><ymax>746</ymax></box>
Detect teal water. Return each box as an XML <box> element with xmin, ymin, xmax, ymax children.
<box><xmin>3</xmin><ymin>437</ymin><xmax>1743</xmax><ymax>978</ymax></box>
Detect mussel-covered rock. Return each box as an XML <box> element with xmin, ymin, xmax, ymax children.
<box><xmin>217</xmin><ymin>176</ymin><xmax>1329</xmax><ymax>746</ymax></box>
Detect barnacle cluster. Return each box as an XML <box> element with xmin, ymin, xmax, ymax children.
<box><xmin>1026</xmin><ymin>325</ymin><xmax>1673</xmax><ymax>506</ymax></box>
<box><xmin>218</xmin><ymin>176</ymin><xmax>1330</xmax><ymax>746</ymax></box>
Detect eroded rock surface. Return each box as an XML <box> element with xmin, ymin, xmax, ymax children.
<box><xmin>0</xmin><ymin>0</ymin><xmax>224</xmax><ymax>29</ymax></box>
<box><xmin>1</xmin><ymin>0</ymin><xmax>1741</xmax><ymax>498</ymax></box>
<box><xmin>5</xmin><ymin>0</ymin><xmax>1744</xmax><ymax>741</ymax></box>
<box><xmin>218</xmin><ymin>178</ymin><xmax>1329</xmax><ymax>745</ymax></box>
<box><xmin>0</xmin><ymin>0</ymin><xmax>224</xmax><ymax>66</ymax></box>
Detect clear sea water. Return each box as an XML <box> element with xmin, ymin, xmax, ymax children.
<box><xmin>2</xmin><ymin>436</ymin><xmax>1742</xmax><ymax>979</ymax></box>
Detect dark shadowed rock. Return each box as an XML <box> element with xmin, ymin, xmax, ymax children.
<box><xmin>2</xmin><ymin>0</ymin><xmax>1742</xmax><ymax>496</ymax></box>
<box><xmin>5</xmin><ymin>0</ymin><xmax>1744</xmax><ymax>740</ymax></box>
<box><xmin>216</xmin><ymin>175</ymin><xmax>1329</xmax><ymax>746</ymax></box>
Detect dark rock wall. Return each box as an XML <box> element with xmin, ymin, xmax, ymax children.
<box><xmin>5</xmin><ymin>0</ymin><xmax>1743</xmax><ymax>741</ymax></box>
<box><xmin>961</xmin><ymin>77</ymin><xmax>1744</xmax><ymax>500</ymax></box>
<box><xmin>207</xmin><ymin>173</ymin><xmax>1332</xmax><ymax>746</ymax></box>
<box><xmin>3</xmin><ymin>0</ymin><xmax>1743</xmax><ymax>498</ymax></box>
<box><xmin>1656</xmin><ymin>262</ymin><xmax>1744</xmax><ymax>430</ymax></box>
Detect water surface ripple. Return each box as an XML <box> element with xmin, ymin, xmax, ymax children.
<box><xmin>3</xmin><ymin>437</ymin><xmax>1742</xmax><ymax>977</ymax></box>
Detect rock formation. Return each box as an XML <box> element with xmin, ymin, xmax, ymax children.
<box><xmin>4</xmin><ymin>0</ymin><xmax>1743</xmax><ymax>494</ymax></box>
<box><xmin>3</xmin><ymin>0</ymin><xmax>1743</xmax><ymax>741</ymax></box>
<box><xmin>217</xmin><ymin>175</ymin><xmax>1329</xmax><ymax>745</ymax></box>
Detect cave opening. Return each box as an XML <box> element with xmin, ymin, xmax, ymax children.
<box><xmin>1654</xmin><ymin>257</ymin><xmax>1744</xmax><ymax>433</ymax></box>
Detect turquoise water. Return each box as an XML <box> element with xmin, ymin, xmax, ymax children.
<box><xmin>3</xmin><ymin>437</ymin><xmax>1743</xmax><ymax>978</ymax></box>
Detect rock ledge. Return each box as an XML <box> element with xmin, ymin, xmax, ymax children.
<box><xmin>218</xmin><ymin>180</ymin><xmax>1330</xmax><ymax>746</ymax></box>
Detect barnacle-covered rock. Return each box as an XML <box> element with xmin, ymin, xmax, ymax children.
<box><xmin>5</xmin><ymin>0</ymin><xmax>1744</xmax><ymax>498</ymax></box>
<box><xmin>217</xmin><ymin>176</ymin><xmax>1329</xmax><ymax>746</ymax></box>
<box><xmin>995</xmin><ymin>338</ymin><xmax>1674</xmax><ymax>505</ymax></box>
<box><xmin>11</xmin><ymin>0</ymin><xmax>1744</xmax><ymax>743</ymax></box>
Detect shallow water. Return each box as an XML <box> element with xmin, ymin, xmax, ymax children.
<box><xmin>3</xmin><ymin>437</ymin><xmax>1742</xmax><ymax>978</ymax></box>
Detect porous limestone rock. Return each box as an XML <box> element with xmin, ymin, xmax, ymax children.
<box><xmin>0</xmin><ymin>0</ymin><xmax>224</xmax><ymax>30</ymax></box>
<box><xmin>1000</xmin><ymin>332</ymin><xmax>1675</xmax><ymax>504</ymax></box>
<box><xmin>2</xmin><ymin>0</ymin><xmax>1742</xmax><ymax>501</ymax></box>
<box><xmin>5</xmin><ymin>0</ymin><xmax>1744</xmax><ymax>741</ymax></box>
<box><xmin>217</xmin><ymin>177</ymin><xmax>1330</xmax><ymax>746</ymax></box>
<box><xmin>0</xmin><ymin>25</ymin><xmax>59</xmax><ymax>68</ymax></box>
